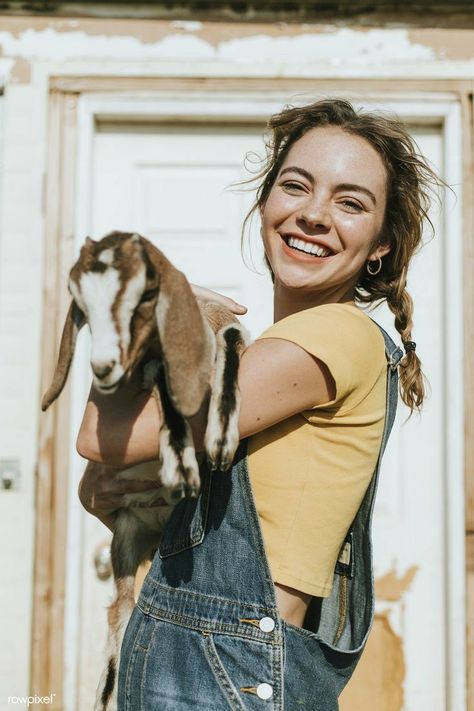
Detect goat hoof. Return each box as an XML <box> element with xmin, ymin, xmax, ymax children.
<box><xmin>207</xmin><ymin>456</ymin><xmax>218</xmax><ymax>472</ymax></box>
<box><xmin>207</xmin><ymin>449</ymin><xmax>234</xmax><ymax>473</ymax></box>
<box><xmin>170</xmin><ymin>485</ymin><xmax>186</xmax><ymax>501</ymax></box>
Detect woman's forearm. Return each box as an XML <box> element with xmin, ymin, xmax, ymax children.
<box><xmin>77</xmin><ymin>380</ymin><xmax>209</xmax><ymax>467</ymax></box>
<box><xmin>77</xmin><ymin>338</ymin><xmax>334</xmax><ymax>468</ymax></box>
<box><xmin>77</xmin><ymin>375</ymin><xmax>162</xmax><ymax>466</ymax></box>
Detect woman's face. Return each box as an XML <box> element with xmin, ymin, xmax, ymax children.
<box><xmin>261</xmin><ymin>126</ymin><xmax>391</xmax><ymax>299</ymax></box>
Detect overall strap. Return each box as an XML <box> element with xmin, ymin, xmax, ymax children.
<box><xmin>326</xmin><ymin>319</ymin><xmax>404</xmax><ymax>652</ymax></box>
<box><xmin>370</xmin><ymin>318</ymin><xmax>404</xmax><ymax>461</ymax></box>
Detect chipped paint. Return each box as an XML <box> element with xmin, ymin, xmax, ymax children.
<box><xmin>410</xmin><ymin>29</ymin><xmax>474</xmax><ymax>61</ymax></box>
<box><xmin>171</xmin><ymin>20</ymin><xmax>203</xmax><ymax>32</ymax></box>
<box><xmin>0</xmin><ymin>16</ymin><xmax>473</xmax><ymax>79</ymax></box>
<box><xmin>0</xmin><ymin>23</ymin><xmax>436</xmax><ymax>66</ymax></box>
<box><xmin>339</xmin><ymin>565</ymin><xmax>418</xmax><ymax>708</ymax></box>
<box><xmin>340</xmin><ymin>610</ymin><xmax>405</xmax><ymax>711</ymax></box>
<box><xmin>375</xmin><ymin>565</ymin><xmax>418</xmax><ymax>601</ymax></box>
<box><xmin>10</xmin><ymin>57</ymin><xmax>30</xmax><ymax>84</ymax></box>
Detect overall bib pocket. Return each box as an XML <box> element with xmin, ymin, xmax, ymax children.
<box><xmin>158</xmin><ymin>465</ymin><xmax>212</xmax><ymax>558</ymax></box>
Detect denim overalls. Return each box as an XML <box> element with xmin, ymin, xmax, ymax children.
<box><xmin>118</xmin><ymin>322</ymin><xmax>403</xmax><ymax>710</ymax></box>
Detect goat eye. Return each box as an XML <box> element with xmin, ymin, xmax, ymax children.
<box><xmin>140</xmin><ymin>289</ymin><xmax>157</xmax><ymax>303</ymax></box>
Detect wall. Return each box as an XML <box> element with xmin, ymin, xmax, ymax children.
<box><xmin>0</xmin><ymin>12</ymin><xmax>472</xmax><ymax>708</ymax></box>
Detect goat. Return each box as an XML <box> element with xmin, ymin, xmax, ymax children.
<box><xmin>41</xmin><ymin>231</ymin><xmax>249</xmax><ymax>711</ymax></box>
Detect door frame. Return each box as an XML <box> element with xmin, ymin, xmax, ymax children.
<box><xmin>35</xmin><ymin>76</ymin><xmax>473</xmax><ymax>710</ymax></box>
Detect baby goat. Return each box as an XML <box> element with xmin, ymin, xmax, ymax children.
<box><xmin>42</xmin><ymin>231</ymin><xmax>249</xmax><ymax>711</ymax></box>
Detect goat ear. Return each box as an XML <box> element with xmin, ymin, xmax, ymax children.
<box><xmin>41</xmin><ymin>301</ymin><xmax>85</xmax><ymax>411</ymax></box>
<box><xmin>147</xmin><ymin>245</ymin><xmax>213</xmax><ymax>417</ymax></box>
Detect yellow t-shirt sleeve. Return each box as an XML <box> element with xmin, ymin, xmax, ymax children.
<box><xmin>256</xmin><ymin>304</ymin><xmax>384</xmax><ymax>410</ymax></box>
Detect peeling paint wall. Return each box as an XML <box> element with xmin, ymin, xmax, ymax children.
<box><xmin>340</xmin><ymin>567</ymin><xmax>418</xmax><ymax>711</ymax></box>
<box><xmin>0</xmin><ymin>17</ymin><xmax>473</xmax><ymax>81</ymax></box>
<box><xmin>0</xmin><ymin>12</ymin><xmax>471</xmax><ymax>707</ymax></box>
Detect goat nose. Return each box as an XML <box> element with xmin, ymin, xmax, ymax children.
<box><xmin>92</xmin><ymin>361</ymin><xmax>116</xmax><ymax>379</ymax></box>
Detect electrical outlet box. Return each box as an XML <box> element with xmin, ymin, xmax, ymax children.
<box><xmin>0</xmin><ymin>459</ymin><xmax>20</xmax><ymax>490</ymax></box>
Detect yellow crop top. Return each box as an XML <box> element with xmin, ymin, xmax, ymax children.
<box><xmin>247</xmin><ymin>303</ymin><xmax>387</xmax><ymax>598</ymax></box>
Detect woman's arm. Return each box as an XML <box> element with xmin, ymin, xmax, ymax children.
<box><xmin>77</xmin><ymin>338</ymin><xmax>335</xmax><ymax>467</ymax></box>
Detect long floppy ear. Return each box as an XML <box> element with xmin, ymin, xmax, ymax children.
<box><xmin>41</xmin><ymin>301</ymin><xmax>85</xmax><ymax>411</ymax></box>
<box><xmin>144</xmin><ymin>241</ymin><xmax>213</xmax><ymax>417</ymax></box>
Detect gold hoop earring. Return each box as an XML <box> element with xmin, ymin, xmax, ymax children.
<box><xmin>367</xmin><ymin>257</ymin><xmax>382</xmax><ymax>276</ymax></box>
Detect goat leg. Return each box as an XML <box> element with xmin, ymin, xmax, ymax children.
<box><xmin>95</xmin><ymin>512</ymin><xmax>157</xmax><ymax>711</ymax></box>
<box><xmin>144</xmin><ymin>360</ymin><xmax>201</xmax><ymax>498</ymax></box>
<box><xmin>205</xmin><ymin>322</ymin><xmax>250</xmax><ymax>471</ymax></box>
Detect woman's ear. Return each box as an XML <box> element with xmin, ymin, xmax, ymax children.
<box><xmin>369</xmin><ymin>239</ymin><xmax>392</xmax><ymax>262</ymax></box>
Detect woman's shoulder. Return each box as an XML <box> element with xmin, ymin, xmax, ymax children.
<box><xmin>259</xmin><ymin>303</ymin><xmax>385</xmax><ymax>353</ymax></box>
<box><xmin>257</xmin><ymin>303</ymin><xmax>386</xmax><ymax>409</ymax></box>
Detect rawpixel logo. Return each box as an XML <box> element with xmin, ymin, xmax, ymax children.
<box><xmin>8</xmin><ymin>694</ymin><xmax>56</xmax><ymax>705</ymax></box>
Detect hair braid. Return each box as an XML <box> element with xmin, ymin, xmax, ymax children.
<box><xmin>387</xmin><ymin>280</ymin><xmax>426</xmax><ymax>414</ymax></box>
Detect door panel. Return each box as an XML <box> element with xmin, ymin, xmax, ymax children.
<box><xmin>66</xmin><ymin>119</ymin><xmax>450</xmax><ymax>711</ymax></box>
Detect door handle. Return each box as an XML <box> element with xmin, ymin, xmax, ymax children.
<box><xmin>94</xmin><ymin>542</ymin><xmax>112</xmax><ymax>581</ymax></box>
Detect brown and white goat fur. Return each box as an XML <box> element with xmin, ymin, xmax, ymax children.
<box><xmin>42</xmin><ymin>231</ymin><xmax>249</xmax><ymax>711</ymax></box>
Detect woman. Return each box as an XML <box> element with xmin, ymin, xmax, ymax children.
<box><xmin>77</xmin><ymin>98</ymin><xmax>439</xmax><ymax>709</ymax></box>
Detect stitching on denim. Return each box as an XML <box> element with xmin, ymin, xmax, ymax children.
<box><xmin>286</xmin><ymin>612</ymin><xmax>369</xmax><ymax>657</ymax></box>
<box><xmin>139</xmin><ymin>617</ymin><xmax>162</xmax><ymax>708</ymax></box>
<box><xmin>158</xmin><ymin>469</ymin><xmax>212</xmax><ymax>558</ymax></box>
<box><xmin>124</xmin><ymin>612</ymin><xmax>147</xmax><ymax>711</ymax></box>
<box><xmin>238</xmin><ymin>456</ymin><xmax>279</xmax><ymax>603</ymax></box>
<box><xmin>276</xmin><ymin>629</ymin><xmax>285</xmax><ymax>711</ymax></box>
<box><xmin>136</xmin><ymin>603</ymin><xmax>284</xmax><ymax>646</ymax></box>
<box><xmin>270</xmin><ymin>635</ymin><xmax>284</xmax><ymax>711</ymax></box>
<box><xmin>143</xmin><ymin>576</ymin><xmax>279</xmax><ymax>616</ymax></box>
<box><xmin>203</xmin><ymin>634</ymin><xmax>247</xmax><ymax>711</ymax></box>
<box><xmin>332</xmin><ymin>576</ymin><xmax>348</xmax><ymax>645</ymax></box>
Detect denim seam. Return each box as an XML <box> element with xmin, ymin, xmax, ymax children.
<box><xmin>237</xmin><ymin>457</ymin><xmax>280</xmax><ymax>605</ymax></box>
<box><xmin>136</xmin><ymin>602</ymin><xmax>284</xmax><ymax>646</ymax></box>
<box><xmin>203</xmin><ymin>634</ymin><xmax>247</xmax><ymax>711</ymax></box>
<box><xmin>140</xmin><ymin>619</ymin><xmax>161</xmax><ymax>709</ymax></box>
<box><xmin>271</xmin><ymin>637</ymin><xmax>284</xmax><ymax>711</ymax></box>
<box><xmin>124</xmin><ymin>613</ymin><xmax>148</xmax><ymax>711</ymax></box>
<box><xmin>158</xmin><ymin>469</ymin><xmax>212</xmax><ymax>558</ymax></box>
<box><xmin>144</xmin><ymin>577</ymin><xmax>279</xmax><ymax>616</ymax></box>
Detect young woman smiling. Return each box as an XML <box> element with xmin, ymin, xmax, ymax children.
<box><xmin>77</xmin><ymin>99</ymin><xmax>439</xmax><ymax>709</ymax></box>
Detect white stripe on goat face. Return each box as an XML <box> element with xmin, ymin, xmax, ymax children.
<box><xmin>70</xmin><ymin>262</ymin><xmax>146</xmax><ymax>390</ymax></box>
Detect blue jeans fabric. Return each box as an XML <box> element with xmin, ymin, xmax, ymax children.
<box><xmin>118</xmin><ymin>322</ymin><xmax>403</xmax><ymax>710</ymax></box>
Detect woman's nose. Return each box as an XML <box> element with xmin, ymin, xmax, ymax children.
<box><xmin>298</xmin><ymin>199</ymin><xmax>331</xmax><ymax>229</ymax></box>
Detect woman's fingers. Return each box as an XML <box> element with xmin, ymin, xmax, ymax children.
<box><xmin>190</xmin><ymin>283</ymin><xmax>248</xmax><ymax>315</ymax></box>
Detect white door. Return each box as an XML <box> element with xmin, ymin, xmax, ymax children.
<box><xmin>64</xmin><ymin>114</ymin><xmax>460</xmax><ymax>711</ymax></box>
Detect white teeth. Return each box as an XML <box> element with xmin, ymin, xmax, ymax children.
<box><xmin>287</xmin><ymin>236</ymin><xmax>332</xmax><ymax>257</ymax></box>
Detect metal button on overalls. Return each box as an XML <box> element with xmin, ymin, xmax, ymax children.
<box><xmin>259</xmin><ymin>617</ymin><xmax>275</xmax><ymax>633</ymax></box>
<box><xmin>256</xmin><ymin>684</ymin><xmax>273</xmax><ymax>700</ymax></box>
<box><xmin>118</xmin><ymin>322</ymin><xmax>403</xmax><ymax>710</ymax></box>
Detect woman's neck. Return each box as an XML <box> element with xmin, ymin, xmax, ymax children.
<box><xmin>273</xmin><ymin>283</ymin><xmax>356</xmax><ymax>322</ymax></box>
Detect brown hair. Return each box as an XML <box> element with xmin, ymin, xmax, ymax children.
<box><xmin>243</xmin><ymin>98</ymin><xmax>444</xmax><ymax>415</ymax></box>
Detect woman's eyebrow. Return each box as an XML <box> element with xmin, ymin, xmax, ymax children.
<box><xmin>279</xmin><ymin>166</ymin><xmax>314</xmax><ymax>182</ymax></box>
<box><xmin>336</xmin><ymin>183</ymin><xmax>377</xmax><ymax>206</ymax></box>
<box><xmin>279</xmin><ymin>168</ymin><xmax>377</xmax><ymax>206</ymax></box>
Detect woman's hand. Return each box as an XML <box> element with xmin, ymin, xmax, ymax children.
<box><xmin>78</xmin><ymin>461</ymin><xmax>164</xmax><ymax>531</ymax></box>
<box><xmin>190</xmin><ymin>284</ymin><xmax>248</xmax><ymax>315</ymax></box>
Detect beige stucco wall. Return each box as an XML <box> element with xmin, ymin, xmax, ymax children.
<box><xmin>0</xmin><ymin>13</ymin><xmax>472</xmax><ymax>708</ymax></box>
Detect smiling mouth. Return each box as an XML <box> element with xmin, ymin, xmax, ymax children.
<box><xmin>282</xmin><ymin>235</ymin><xmax>334</xmax><ymax>258</ymax></box>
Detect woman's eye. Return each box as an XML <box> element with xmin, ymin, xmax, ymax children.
<box><xmin>340</xmin><ymin>199</ymin><xmax>363</xmax><ymax>212</ymax></box>
<box><xmin>282</xmin><ymin>181</ymin><xmax>306</xmax><ymax>192</ymax></box>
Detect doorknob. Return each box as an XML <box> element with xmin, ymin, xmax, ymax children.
<box><xmin>94</xmin><ymin>542</ymin><xmax>112</xmax><ymax>581</ymax></box>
